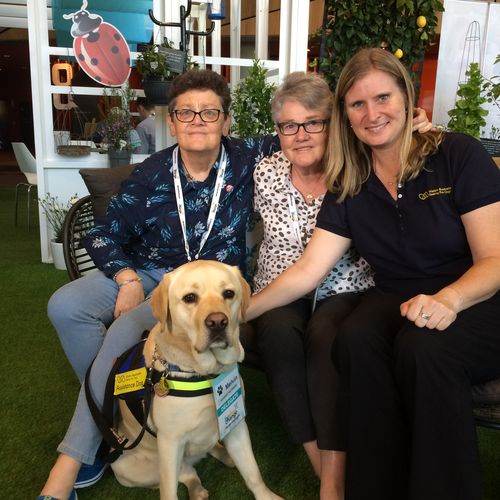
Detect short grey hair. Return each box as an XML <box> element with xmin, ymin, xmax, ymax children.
<box><xmin>271</xmin><ymin>71</ymin><xmax>333</xmax><ymax>123</ymax></box>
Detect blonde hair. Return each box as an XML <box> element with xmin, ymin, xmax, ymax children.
<box><xmin>272</xmin><ymin>71</ymin><xmax>332</xmax><ymax>123</ymax></box>
<box><xmin>325</xmin><ymin>48</ymin><xmax>443</xmax><ymax>201</ymax></box>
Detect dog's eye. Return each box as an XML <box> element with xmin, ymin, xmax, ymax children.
<box><xmin>223</xmin><ymin>289</ymin><xmax>235</xmax><ymax>299</ymax></box>
<box><xmin>182</xmin><ymin>293</ymin><xmax>198</xmax><ymax>304</ymax></box>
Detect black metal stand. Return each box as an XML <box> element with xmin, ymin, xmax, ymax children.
<box><xmin>148</xmin><ymin>0</ymin><xmax>215</xmax><ymax>52</ymax></box>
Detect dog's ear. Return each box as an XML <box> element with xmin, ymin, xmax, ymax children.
<box><xmin>151</xmin><ymin>275</ymin><xmax>171</xmax><ymax>330</ymax></box>
<box><xmin>238</xmin><ymin>273</ymin><xmax>252</xmax><ymax>321</ymax></box>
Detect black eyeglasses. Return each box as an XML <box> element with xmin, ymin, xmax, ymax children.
<box><xmin>173</xmin><ymin>109</ymin><xmax>224</xmax><ymax>123</ymax></box>
<box><xmin>277</xmin><ymin>119</ymin><xmax>329</xmax><ymax>136</ymax></box>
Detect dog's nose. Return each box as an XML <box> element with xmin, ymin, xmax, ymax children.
<box><xmin>205</xmin><ymin>312</ymin><xmax>228</xmax><ymax>332</ymax></box>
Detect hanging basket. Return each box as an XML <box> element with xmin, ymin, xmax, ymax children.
<box><xmin>142</xmin><ymin>80</ymin><xmax>172</xmax><ymax>106</ymax></box>
<box><xmin>108</xmin><ymin>148</ymin><xmax>132</xmax><ymax>168</ymax></box>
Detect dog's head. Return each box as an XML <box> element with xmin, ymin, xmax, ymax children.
<box><xmin>150</xmin><ymin>260</ymin><xmax>251</xmax><ymax>371</ymax></box>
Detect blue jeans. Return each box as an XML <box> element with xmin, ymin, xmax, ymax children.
<box><xmin>47</xmin><ymin>269</ymin><xmax>162</xmax><ymax>464</ymax></box>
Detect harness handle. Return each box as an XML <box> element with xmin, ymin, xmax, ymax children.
<box><xmin>84</xmin><ymin>341</ymin><xmax>155</xmax><ymax>463</ymax></box>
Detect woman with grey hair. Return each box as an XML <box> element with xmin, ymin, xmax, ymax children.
<box><xmin>251</xmin><ymin>70</ymin><xmax>429</xmax><ymax>499</ymax></box>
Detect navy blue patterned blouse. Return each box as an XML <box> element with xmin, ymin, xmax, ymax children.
<box><xmin>85</xmin><ymin>135</ymin><xmax>280</xmax><ymax>278</ymax></box>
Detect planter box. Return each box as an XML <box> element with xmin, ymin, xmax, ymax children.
<box><xmin>108</xmin><ymin>149</ymin><xmax>132</xmax><ymax>168</ymax></box>
<box><xmin>142</xmin><ymin>80</ymin><xmax>172</xmax><ymax>106</ymax></box>
<box><xmin>50</xmin><ymin>240</ymin><xmax>66</xmax><ymax>271</ymax></box>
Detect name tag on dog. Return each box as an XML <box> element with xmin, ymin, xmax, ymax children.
<box><xmin>114</xmin><ymin>367</ymin><xmax>147</xmax><ymax>396</ymax></box>
<box><xmin>212</xmin><ymin>365</ymin><xmax>246</xmax><ymax>440</ymax></box>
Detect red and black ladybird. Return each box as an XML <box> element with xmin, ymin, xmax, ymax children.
<box><xmin>63</xmin><ymin>0</ymin><xmax>131</xmax><ymax>86</ymax></box>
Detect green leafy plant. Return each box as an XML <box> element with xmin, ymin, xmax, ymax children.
<box><xmin>39</xmin><ymin>193</ymin><xmax>78</xmax><ymax>243</ymax></box>
<box><xmin>484</xmin><ymin>54</ymin><xmax>500</xmax><ymax>113</ymax></box>
<box><xmin>231</xmin><ymin>59</ymin><xmax>276</xmax><ymax>137</ymax></box>
<box><xmin>136</xmin><ymin>40</ymin><xmax>174</xmax><ymax>81</ymax></box>
<box><xmin>447</xmin><ymin>62</ymin><xmax>489</xmax><ymax>139</ymax></box>
<box><xmin>318</xmin><ymin>0</ymin><xmax>443</xmax><ymax>92</ymax></box>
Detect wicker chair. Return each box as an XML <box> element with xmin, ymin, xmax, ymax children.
<box><xmin>62</xmin><ymin>195</ymin><xmax>97</xmax><ymax>280</ymax></box>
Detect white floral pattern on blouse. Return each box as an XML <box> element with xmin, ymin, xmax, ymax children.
<box><xmin>253</xmin><ymin>150</ymin><xmax>374</xmax><ymax>300</ymax></box>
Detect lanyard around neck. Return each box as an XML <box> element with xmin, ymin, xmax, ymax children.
<box><xmin>172</xmin><ymin>145</ymin><xmax>227</xmax><ymax>261</ymax></box>
<box><xmin>287</xmin><ymin>189</ymin><xmax>305</xmax><ymax>248</ymax></box>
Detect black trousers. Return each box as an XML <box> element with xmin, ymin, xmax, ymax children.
<box><xmin>332</xmin><ymin>289</ymin><xmax>500</xmax><ymax>500</ymax></box>
<box><xmin>253</xmin><ymin>292</ymin><xmax>361</xmax><ymax>448</ymax></box>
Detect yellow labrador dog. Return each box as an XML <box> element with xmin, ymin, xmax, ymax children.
<box><xmin>111</xmin><ymin>260</ymin><xmax>282</xmax><ymax>500</ymax></box>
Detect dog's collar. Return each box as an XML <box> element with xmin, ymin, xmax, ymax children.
<box><xmin>150</xmin><ymin>369</ymin><xmax>216</xmax><ymax>397</ymax></box>
<box><xmin>151</xmin><ymin>346</ymin><xmax>216</xmax><ymax>397</ymax></box>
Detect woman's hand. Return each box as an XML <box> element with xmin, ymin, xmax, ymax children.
<box><xmin>400</xmin><ymin>287</ymin><xmax>463</xmax><ymax>331</ymax></box>
<box><xmin>113</xmin><ymin>269</ymin><xmax>145</xmax><ymax>318</ymax></box>
<box><xmin>114</xmin><ymin>281</ymin><xmax>145</xmax><ymax>318</ymax></box>
<box><xmin>412</xmin><ymin>107</ymin><xmax>433</xmax><ymax>133</ymax></box>
<box><xmin>246</xmin><ymin>228</ymin><xmax>351</xmax><ymax>321</ymax></box>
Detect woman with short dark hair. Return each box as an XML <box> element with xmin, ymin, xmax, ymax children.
<box><xmin>38</xmin><ymin>69</ymin><xmax>279</xmax><ymax>500</ymax></box>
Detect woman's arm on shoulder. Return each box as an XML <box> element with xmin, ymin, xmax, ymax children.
<box><xmin>401</xmin><ymin>201</ymin><xmax>500</xmax><ymax>330</ymax></box>
<box><xmin>412</xmin><ymin>107</ymin><xmax>433</xmax><ymax>133</ymax></box>
<box><xmin>246</xmin><ymin>228</ymin><xmax>351</xmax><ymax>321</ymax></box>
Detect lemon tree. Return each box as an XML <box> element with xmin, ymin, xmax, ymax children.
<box><xmin>318</xmin><ymin>0</ymin><xmax>443</xmax><ymax>92</ymax></box>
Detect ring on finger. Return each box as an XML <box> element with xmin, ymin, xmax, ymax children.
<box><xmin>420</xmin><ymin>312</ymin><xmax>432</xmax><ymax>320</ymax></box>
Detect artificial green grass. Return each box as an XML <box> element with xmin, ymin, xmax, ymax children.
<box><xmin>1</xmin><ymin>184</ymin><xmax>499</xmax><ymax>499</ymax></box>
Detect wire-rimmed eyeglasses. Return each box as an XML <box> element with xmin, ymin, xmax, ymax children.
<box><xmin>173</xmin><ymin>109</ymin><xmax>224</xmax><ymax>123</ymax></box>
<box><xmin>277</xmin><ymin>119</ymin><xmax>330</xmax><ymax>136</ymax></box>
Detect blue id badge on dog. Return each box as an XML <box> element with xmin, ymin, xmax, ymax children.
<box><xmin>212</xmin><ymin>364</ymin><xmax>246</xmax><ymax>440</ymax></box>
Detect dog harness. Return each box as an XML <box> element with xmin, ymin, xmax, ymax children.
<box><xmin>85</xmin><ymin>334</ymin><xmax>218</xmax><ymax>463</ymax></box>
<box><xmin>149</xmin><ymin>345</ymin><xmax>217</xmax><ymax>398</ymax></box>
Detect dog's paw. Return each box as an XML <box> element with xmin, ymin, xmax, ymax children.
<box><xmin>189</xmin><ymin>485</ymin><xmax>209</xmax><ymax>500</ymax></box>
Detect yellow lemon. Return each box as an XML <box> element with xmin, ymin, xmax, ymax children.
<box><xmin>416</xmin><ymin>16</ymin><xmax>427</xmax><ymax>28</ymax></box>
<box><xmin>394</xmin><ymin>48</ymin><xmax>403</xmax><ymax>59</ymax></box>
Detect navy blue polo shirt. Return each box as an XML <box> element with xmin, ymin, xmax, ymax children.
<box><xmin>316</xmin><ymin>133</ymin><xmax>500</xmax><ymax>296</ymax></box>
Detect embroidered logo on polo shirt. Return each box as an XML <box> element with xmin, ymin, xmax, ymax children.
<box><xmin>418</xmin><ymin>186</ymin><xmax>451</xmax><ymax>200</ymax></box>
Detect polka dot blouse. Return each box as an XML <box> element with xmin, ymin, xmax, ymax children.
<box><xmin>252</xmin><ymin>151</ymin><xmax>374</xmax><ymax>300</ymax></box>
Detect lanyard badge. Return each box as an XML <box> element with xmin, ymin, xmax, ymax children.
<box><xmin>172</xmin><ymin>145</ymin><xmax>227</xmax><ymax>261</ymax></box>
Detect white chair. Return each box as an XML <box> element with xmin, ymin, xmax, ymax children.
<box><xmin>12</xmin><ymin>142</ymin><xmax>38</xmax><ymax>231</ymax></box>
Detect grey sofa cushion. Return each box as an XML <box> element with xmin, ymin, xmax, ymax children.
<box><xmin>79</xmin><ymin>164</ymin><xmax>136</xmax><ymax>218</ymax></box>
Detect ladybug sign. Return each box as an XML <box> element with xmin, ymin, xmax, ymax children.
<box><xmin>63</xmin><ymin>0</ymin><xmax>131</xmax><ymax>87</ymax></box>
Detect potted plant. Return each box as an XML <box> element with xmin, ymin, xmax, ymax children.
<box><xmin>447</xmin><ymin>62</ymin><xmax>489</xmax><ymax>140</ymax></box>
<box><xmin>39</xmin><ymin>192</ymin><xmax>78</xmax><ymax>270</ymax></box>
<box><xmin>136</xmin><ymin>40</ymin><xmax>175</xmax><ymax>105</ymax></box>
<box><xmin>231</xmin><ymin>58</ymin><xmax>276</xmax><ymax>137</ymax></box>
<box><xmin>482</xmin><ymin>54</ymin><xmax>500</xmax><ymax>156</ymax></box>
<box><xmin>447</xmin><ymin>59</ymin><xmax>500</xmax><ymax>158</ymax></box>
<box><xmin>100</xmin><ymin>86</ymin><xmax>140</xmax><ymax>166</ymax></box>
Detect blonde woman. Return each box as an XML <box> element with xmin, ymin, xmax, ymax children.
<box><xmin>247</xmin><ymin>49</ymin><xmax>500</xmax><ymax>500</ymax></box>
